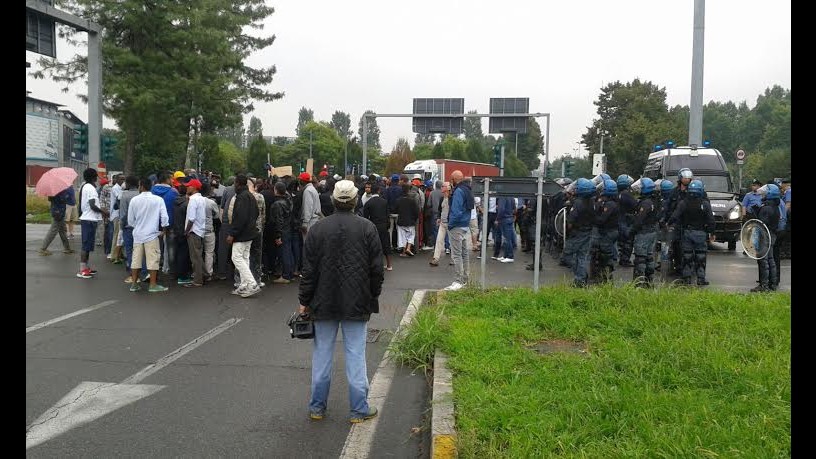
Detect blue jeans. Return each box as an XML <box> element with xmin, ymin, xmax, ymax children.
<box><xmin>104</xmin><ymin>220</ymin><xmax>114</xmax><ymax>255</ymax></box>
<box><xmin>310</xmin><ymin>320</ymin><xmax>370</xmax><ymax>418</ymax></box>
<box><xmin>274</xmin><ymin>231</ymin><xmax>294</xmax><ymax>279</ymax></box>
<box><xmin>290</xmin><ymin>230</ymin><xmax>303</xmax><ymax>273</ymax></box>
<box><xmin>80</xmin><ymin>220</ymin><xmax>98</xmax><ymax>253</ymax></box>
<box><xmin>570</xmin><ymin>230</ymin><xmax>592</xmax><ymax>285</ymax></box>
<box><xmin>500</xmin><ymin>217</ymin><xmax>516</xmax><ymax>259</ymax></box>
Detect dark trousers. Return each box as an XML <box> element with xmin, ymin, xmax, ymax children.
<box><xmin>290</xmin><ymin>229</ymin><xmax>303</xmax><ymax>274</ymax></box>
<box><xmin>596</xmin><ymin>229</ymin><xmax>619</xmax><ymax>281</ymax></box>
<box><xmin>175</xmin><ymin>233</ymin><xmax>191</xmax><ymax>279</ymax></box>
<box><xmin>104</xmin><ymin>219</ymin><xmax>114</xmax><ymax>255</ymax></box>
<box><xmin>272</xmin><ymin>231</ymin><xmax>295</xmax><ymax>280</ymax></box>
<box><xmin>570</xmin><ymin>230</ymin><xmax>592</xmax><ymax>285</ymax></box>
<box><xmin>681</xmin><ymin>229</ymin><xmax>708</xmax><ymax>282</ymax></box>
<box><xmin>633</xmin><ymin>231</ymin><xmax>658</xmax><ymax>281</ymax></box>
<box><xmin>250</xmin><ymin>233</ymin><xmax>263</xmax><ymax>283</ymax></box>
<box><xmin>216</xmin><ymin>223</ymin><xmax>233</xmax><ymax>279</ymax></box>
<box><xmin>187</xmin><ymin>233</ymin><xmax>204</xmax><ymax>284</ymax></box>
<box><xmin>758</xmin><ymin>234</ymin><xmax>778</xmax><ymax>289</ymax></box>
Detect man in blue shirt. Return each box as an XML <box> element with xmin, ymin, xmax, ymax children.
<box><xmin>39</xmin><ymin>186</ymin><xmax>76</xmax><ymax>256</ymax></box>
<box><xmin>444</xmin><ymin>170</ymin><xmax>474</xmax><ymax>291</ymax></box>
<box><xmin>741</xmin><ymin>179</ymin><xmax>764</xmax><ymax>219</ymax></box>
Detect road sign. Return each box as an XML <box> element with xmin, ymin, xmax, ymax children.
<box><xmin>488</xmin><ymin>98</ymin><xmax>529</xmax><ymax>134</ymax></box>
<box><xmin>736</xmin><ymin>149</ymin><xmax>746</xmax><ymax>160</ymax></box>
<box><xmin>737</xmin><ymin>159</ymin><xmax>744</xmax><ymax>165</ymax></box>
<box><xmin>412</xmin><ymin>98</ymin><xmax>464</xmax><ymax>134</ymax></box>
<box><xmin>471</xmin><ymin>176</ymin><xmax>562</xmax><ymax>197</ymax></box>
<box><xmin>26</xmin><ymin>3</ymin><xmax>56</xmax><ymax>58</ymax></box>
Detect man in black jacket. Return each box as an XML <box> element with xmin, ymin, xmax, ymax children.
<box><xmin>298</xmin><ymin>179</ymin><xmax>384</xmax><ymax>424</ymax></box>
<box><xmin>363</xmin><ymin>183</ymin><xmax>392</xmax><ymax>271</ymax></box>
<box><xmin>226</xmin><ymin>174</ymin><xmax>261</xmax><ymax>297</ymax></box>
<box><xmin>268</xmin><ymin>182</ymin><xmax>294</xmax><ymax>284</ymax></box>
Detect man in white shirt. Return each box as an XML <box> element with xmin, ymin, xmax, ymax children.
<box><xmin>183</xmin><ymin>179</ymin><xmax>207</xmax><ymax>287</ymax></box>
<box><xmin>77</xmin><ymin>168</ymin><xmax>108</xmax><ymax>279</ymax></box>
<box><xmin>128</xmin><ymin>177</ymin><xmax>170</xmax><ymax>292</ymax></box>
<box><xmin>110</xmin><ymin>175</ymin><xmax>125</xmax><ymax>263</ymax></box>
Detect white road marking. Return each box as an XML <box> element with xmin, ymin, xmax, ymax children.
<box><xmin>26</xmin><ymin>300</ymin><xmax>119</xmax><ymax>334</ymax></box>
<box><xmin>26</xmin><ymin>317</ymin><xmax>243</xmax><ymax>450</ymax></box>
<box><xmin>339</xmin><ymin>290</ymin><xmax>427</xmax><ymax>459</ymax></box>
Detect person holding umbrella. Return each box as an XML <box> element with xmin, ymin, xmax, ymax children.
<box><xmin>34</xmin><ymin>167</ymin><xmax>78</xmax><ymax>256</ymax></box>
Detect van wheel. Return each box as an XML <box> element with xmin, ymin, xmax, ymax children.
<box><xmin>727</xmin><ymin>240</ymin><xmax>737</xmax><ymax>251</ymax></box>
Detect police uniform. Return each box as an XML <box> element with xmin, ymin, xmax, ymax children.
<box><xmin>669</xmin><ymin>191</ymin><xmax>715</xmax><ymax>285</ymax></box>
<box><xmin>567</xmin><ymin>195</ymin><xmax>595</xmax><ymax>286</ymax></box>
<box><xmin>753</xmin><ymin>197</ymin><xmax>781</xmax><ymax>292</ymax></box>
<box><xmin>617</xmin><ymin>189</ymin><xmax>638</xmax><ymax>266</ymax></box>
<box><xmin>593</xmin><ymin>193</ymin><xmax>620</xmax><ymax>282</ymax></box>
<box><xmin>632</xmin><ymin>192</ymin><xmax>659</xmax><ymax>285</ymax></box>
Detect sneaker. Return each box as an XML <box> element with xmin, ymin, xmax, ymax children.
<box><xmin>750</xmin><ymin>285</ymin><xmax>768</xmax><ymax>293</ymax></box>
<box><xmin>67</xmin><ymin>234</ymin><xmax>75</xmax><ymax>240</ymax></box>
<box><xmin>309</xmin><ymin>411</ymin><xmax>325</xmax><ymax>421</ymax></box>
<box><xmin>63</xmin><ymin>248</ymin><xmax>75</xmax><ymax>254</ymax></box>
<box><xmin>112</xmin><ymin>258</ymin><xmax>123</xmax><ymax>264</ymax></box>
<box><xmin>39</xmin><ymin>249</ymin><xmax>52</xmax><ymax>256</ymax></box>
<box><xmin>141</xmin><ymin>274</ymin><xmax>151</xmax><ymax>283</ymax></box>
<box><xmin>106</xmin><ymin>254</ymin><xmax>112</xmax><ymax>259</ymax></box>
<box><xmin>496</xmin><ymin>257</ymin><xmax>506</xmax><ymax>262</ymax></box>
<box><xmin>258</xmin><ymin>282</ymin><xmax>266</xmax><ymax>288</ymax></box>
<box><xmin>88</xmin><ymin>268</ymin><xmax>99</xmax><ymax>275</ymax></box>
<box><xmin>272</xmin><ymin>277</ymin><xmax>291</xmax><ymax>284</ymax></box>
<box><xmin>443</xmin><ymin>282</ymin><xmax>463</xmax><ymax>291</ymax></box>
<box><xmin>177</xmin><ymin>277</ymin><xmax>193</xmax><ymax>285</ymax></box>
<box><xmin>182</xmin><ymin>282</ymin><xmax>203</xmax><ymax>288</ymax></box>
<box><xmin>148</xmin><ymin>285</ymin><xmax>169</xmax><ymax>293</ymax></box>
<box><xmin>697</xmin><ymin>279</ymin><xmax>710</xmax><ymax>286</ymax></box>
<box><xmin>349</xmin><ymin>407</ymin><xmax>378</xmax><ymax>424</ymax></box>
<box><xmin>429</xmin><ymin>259</ymin><xmax>439</xmax><ymax>267</ymax></box>
<box><xmin>240</xmin><ymin>285</ymin><xmax>261</xmax><ymax>298</ymax></box>
<box><xmin>501</xmin><ymin>257</ymin><xmax>515</xmax><ymax>263</ymax></box>
<box><xmin>490</xmin><ymin>256</ymin><xmax>499</xmax><ymax>260</ymax></box>
<box><xmin>445</xmin><ymin>249</ymin><xmax>450</xmax><ymax>255</ymax></box>
<box><xmin>129</xmin><ymin>284</ymin><xmax>141</xmax><ymax>292</ymax></box>
<box><xmin>231</xmin><ymin>287</ymin><xmax>247</xmax><ymax>295</ymax></box>
<box><xmin>386</xmin><ymin>266</ymin><xmax>393</xmax><ymax>271</ymax></box>
<box><xmin>76</xmin><ymin>269</ymin><xmax>93</xmax><ymax>279</ymax></box>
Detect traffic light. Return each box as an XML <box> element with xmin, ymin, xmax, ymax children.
<box><xmin>101</xmin><ymin>135</ymin><xmax>117</xmax><ymax>161</ymax></box>
<box><xmin>73</xmin><ymin>125</ymin><xmax>88</xmax><ymax>157</ymax></box>
<box><xmin>366</xmin><ymin>158</ymin><xmax>372</xmax><ymax>173</ymax></box>
<box><xmin>300</xmin><ymin>160</ymin><xmax>305</xmax><ymax>173</ymax></box>
<box><xmin>493</xmin><ymin>144</ymin><xmax>502</xmax><ymax>167</ymax></box>
<box><xmin>564</xmin><ymin>160</ymin><xmax>573</xmax><ymax>178</ymax></box>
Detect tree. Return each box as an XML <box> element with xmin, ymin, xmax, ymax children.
<box><xmin>296</xmin><ymin>107</ymin><xmax>314</xmax><ymax>137</ymax></box>
<box><xmin>247</xmin><ymin>116</ymin><xmax>263</xmax><ymax>140</ymax></box>
<box><xmin>466</xmin><ymin>138</ymin><xmax>488</xmax><ymax>163</ymax></box>
<box><xmin>330</xmin><ymin>111</ymin><xmax>352</xmax><ymax>140</ymax></box>
<box><xmin>582</xmin><ymin>79</ymin><xmax>673</xmax><ymax>175</ymax></box>
<box><xmin>516</xmin><ymin>118</ymin><xmax>543</xmax><ymax>170</ymax></box>
<box><xmin>279</xmin><ymin>121</ymin><xmax>344</xmax><ymax>171</ymax></box>
<box><xmin>384</xmin><ymin>138</ymin><xmax>414</xmax><ymax>176</ymax></box>
<box><xmin>215</xmin><ymin>119</ymin><xmax>245</xmax><ymax>150</ymax></box>
<box><xmin>413</xmin><ymin>143</ymin><xmax>434</xmax><ymax>160</ymax></box>
<box><xmin>358</xmin><ymin>110</ymin><xmax>381</xmax><ymax>152</ymax></box>
<box><xmin>442</xmin><ymin>136</ymin><xmax>469</xmax><ymax>161</ymax></box>
<box><xmin>415</xmin><ymin>133</ymin><xmax>435</xmax><ymax>145</ymax></box>
<box><xmin>34</xmin><ymin>0</ymin><xmax>283</xmax><ymax>175</ymax></box>
<box><xmin>464</xmin><ymin>110</ymin><xmax>483</xmax><ymax>140</ymax></box>
<box><xmin>503</xmin><ymin>154</ymin><xmax>529</xmax><ymax>177</ymax></box>
<box><xmin>246</xmin><ymin>136</ymin><xmax>272</xmax><ymax>178</ymax></box>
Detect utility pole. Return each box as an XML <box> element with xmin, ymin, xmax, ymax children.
<box><xmin>309</xmin><ymin>131</ymin><xmax>313</xmax><ymax>159</ymax></box>
<box><xmin>689</xmin><ymin>0</ymin><xmax>705</xmax><ymax>146</ymax></box>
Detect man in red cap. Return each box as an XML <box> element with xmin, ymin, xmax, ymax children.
<box><xmin>184</xmin><ymin>178</ymin><xmax>206</xmax><ymax>287</ymax></box>
<box><xmin>300</xmin><ymin>172</ymin><xmax>322</xmax><ymax>235</ymax></box>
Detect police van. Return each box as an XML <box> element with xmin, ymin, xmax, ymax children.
<box><xmin>642</xmin><ymin>144</ymin><xmax>742</xmax><ymax>250</ymax></box>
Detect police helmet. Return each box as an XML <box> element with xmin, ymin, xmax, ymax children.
<box><xmin>678</xmin><ymin>168</ymin><xmax>694</xmax><ymax>180</ymax></box>
<box><xmin>424</xmin><ymin>179</ymin><xmax>433</xmax><ymax>188</ymax></box>
<box><xmin>640</xmin><ymin>177</ymin><xmax>656</xmax><ymax>195</ymax></box>
<box><xmin>617</xmin><ymin>174</ymin><xmax>634</xmax><ymax>190</ymax></box>
<box><xmin>688</xmin><ymin>179</ymin><xmax>704</xmax><ymax>197</ymax></box>
<box><xmin>603</xmin><ymin>179</ymin><xmax>618</xmax><ymax>197</ymax></box>
<box><xmin>764</xmin><ymin>184</ymin><xmax>781</xmax><ymax>200</ymax></box>
<box><xmin>575</xmin><ymin>178</ymin><xmax>595</xmax><ymax>198</ymax></box>
<box><xmin>591</xmin><ymin>173</ymin><xmax>610</xmax><ymax>185</ymax></box>
<box><xmin>660</xmin><ymin>179</ymin><xmax>675</xmax><ymax>194</ymax></box>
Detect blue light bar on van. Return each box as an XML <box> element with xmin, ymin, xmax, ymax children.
<box><xmin>665</xmin><ymin>140</ymin><xmax>675</xmax><ymax>149</ymax></box>
<box><xmin>654</xmin><ymin>145</ymin><xmax>663</xmax><ymax>152</ymax></box>
<box><xmin>703</xmin><ymin>140</ymin><xmax>711</xmax><ymax>147</ymax></box>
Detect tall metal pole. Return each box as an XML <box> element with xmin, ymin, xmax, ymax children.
<box><xmin>689</xmin><ymin>0</ymin><xmax>705</xmax><ymax>146</ymax></box>
<box><xmin>599</xmin><ymin>132</ymin><xmax>604</xmax><ymax>156</ymax></box>
<box><xmin>344</xmin><ymin>138</ymin><xmax>348</xmax><ymax>176</ymax></box>
<box><xmin>309</xmin><ymin>131</ymin><xmax>313</xmax><ymax>159</ymax></box>
<box><xmin>500</xmin><ymin>143</ymin><xmax>505</xmax><ymax>177</ymax></box>
<box><xmin>544</xmin><ymin>114</ymin><xmax>550</xmax><ymax>178</ymax></box>
<box><xmin>87</xmin><ymin>30</ymin><xmax>102</xmax><ymax>167</ymax></box>
<box><xmin>362</xmin><ymin>115</ymin><xmax>368</xmax><ymax>176</ymax></box>
<box><xmin>480</xmin><ymin>178</ymin><xmax>490</xmax><ymax>290</ymax></box>
<box><xmin>515</xmin><ymin>131</ymin><xmax>519</xmax><ymax>158</ymax></box>
<box><xmin>533</xmin><ymin>174</ymin><xmax>543</xmax><ymax>292</ymax></box>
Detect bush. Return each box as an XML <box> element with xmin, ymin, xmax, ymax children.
<box><xmin>26</xmin><ymin>194</ymin><xmax>50</xmax><ymax>215</ymax></box>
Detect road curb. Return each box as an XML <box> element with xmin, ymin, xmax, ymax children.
<box><xmin>432</xmin><ymin>349</ymin><xmax>456</xmax><ymax>458</ymax></box>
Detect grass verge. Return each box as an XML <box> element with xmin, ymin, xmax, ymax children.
<box><xmin>391</xmin><ymin>284</ymin><xmax>791</xmax><ymax>457</ymax></box>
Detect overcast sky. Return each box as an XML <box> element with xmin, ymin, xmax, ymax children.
<box><xmin>26</xmin><ymin>0</ymin><xmax>790</xmax><ymax>163</ymax></box>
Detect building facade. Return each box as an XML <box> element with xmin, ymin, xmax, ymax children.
<box><xmin>26</xmin><ymin>93</ymin><xmax>87</xmax><ymax>187</ymax></box>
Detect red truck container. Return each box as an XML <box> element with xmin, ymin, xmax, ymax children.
<box><xmin>403</xmin><ymin>159</ymin><xmax>499</xmax><ymax>185</ymax></box>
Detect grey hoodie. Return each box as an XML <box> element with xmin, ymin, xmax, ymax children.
<box><xmin>301</xmin><ymin>183</ymin><xmax>322</xmax><ymax>230</ymax></box>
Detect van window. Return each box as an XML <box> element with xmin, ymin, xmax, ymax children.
<box><xmin>696</xmin><ymin>175</ymin><xmax>732</xmax><ymax>193</ymax></box>
<box><xmin>667</xmin><ymin>155</ymin><xmax>724</xmax><ymax>172</ymax></box>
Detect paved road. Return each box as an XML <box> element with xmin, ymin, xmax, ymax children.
<box><xmin>26</xmin><ymin>223</ymin><xmax>790</xmax><ymax>457</ymax></box>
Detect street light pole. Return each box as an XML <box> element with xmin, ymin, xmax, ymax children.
<box><xmin>309</xmin><ymin>131</ymin><xmax>313</xmax><ymax>159</ymax></box>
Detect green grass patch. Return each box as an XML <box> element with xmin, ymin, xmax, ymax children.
<box><xmin>393</xmin><ymin>285</ymin><xmax>791</xmax><ymax>457</ymax></box>
<box><xmin>26</xmin><ymin>194</ymin><xmax>51</xmax><ymax>223</ymax></box>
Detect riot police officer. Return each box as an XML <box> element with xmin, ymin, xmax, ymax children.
<box><xmin>632</xmin><ymin>178</ymin><xmax>659</xmax><ymax>287</ymax></box>
<box><xmin>741</xmin><ymin>179</ymin><xmax>764</xmax><ymax>219</ymax></box>
<box><xmin>669</xmin><ymin>179</ymin><xmax>714</xmax><ymax>286</ymax></box>
<box><xmin>567</xmin><ymin>178</ymin><xmax>596</xmax><ymax>287</ymax></box>
<box><xmin>663</xmin><ymin>168</ymin><xmax>696</xmax><ymax>275</ymax></box>
<box><xmin>616</xmin><ymin>175</ymin><xmax>637</xmax><ymax>267</ymax></box>
<box><xmin>750</xmin><ymin>184</ymin><xmax>781</xmax><ymax>292</ymax></box>
<box><xmin>594</xmin><ymin>179</ymin><xmax>620</xmax><ymax>282</ymax></box>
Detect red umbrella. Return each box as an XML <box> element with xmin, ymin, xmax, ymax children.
<box><xmin>35</xmin><ymin>167</ymin><xmax>78</xmax><ymax>197</ymax></box>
